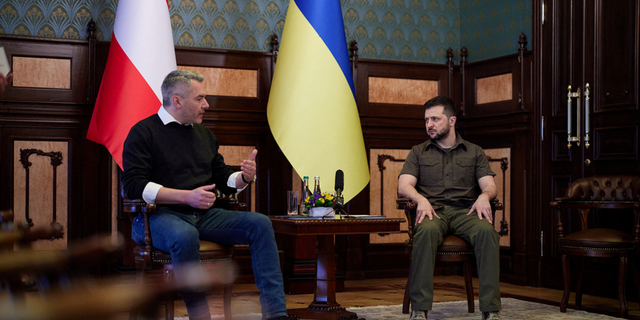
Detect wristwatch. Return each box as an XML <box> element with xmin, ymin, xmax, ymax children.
<box><xmin>242</xmin><ymin>173</ymin><xmax>255</xmax><ymax>184</ymax></box>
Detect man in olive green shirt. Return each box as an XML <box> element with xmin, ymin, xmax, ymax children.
<box><xmin>398</xmin><ymin>96</ymin><xmax>502</xmax><ymax>320</ymax></box>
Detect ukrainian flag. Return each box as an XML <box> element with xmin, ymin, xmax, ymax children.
<box><xmin>267</xmin><ymin>0</ymin><xmax>369</xmax><ymax>203</ymax></box>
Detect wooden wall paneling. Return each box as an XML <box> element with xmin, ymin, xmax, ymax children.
<box><xmin>356</xmin><ymin>59</ymin><xmax>448</xmax><ymax>121</ymax></box>
<box><xmin>536</xmin><ymin>0</ymin><xmax>640</xmax><ymax>299</ymax></box>
<box><xmin>484</xmin><ymin>148</ymin><xmax>511</xmax><ymax>247</ymax></box>
<box><xmin>368</xmin><ymin>149</ymin><xmax>410</xmax><ymax>244</ymax></box>
<box><xmin>0</xmin><ymin>35</ymin><xmax>112</xmax><ymax>260</ymax></box>
<box><xmin>551</xmin><ymin>130</ymin><xmax>572</xmax><ymax>162</ymax></box>
<box><xmin>12</xmin><ymin>57</ymin><xmax>71</xmax><ymax>89</ymax></box>
<box><xmin>0</xmin><ymin>35</ymin><xmax>89</xmax><ymax>103</ymax></box>
<box><xmin>0</xmin><ymin>126</ymin><xmax>107</xmax><ymax>247</ymax></box>
<box><xmin>529</xmin><ymin>0</ymin><xmax>545</xmax><ymax>288</ymax></box>
<box><xmin>593</xmin><ymin>126</ymin><xmax>638</xmax><ymax>161</ymax></box>
<box><xmin>517</xmin><ymin>33</ymin><xmax>529</xmax><ymax>110</ymax></box>
<box><xmin>179</xmin><ymin>66</ymin><xmax>258</xmax><ymax>98</ymax></box>
<box><xmin>456</xmin><ymin>43</ymin><xmax>533</xmax><ymax>284</ymax></box>
<box><xmin>476</xmin><ymin>73</ymin><xmax>513</xmax><ymax>105</ymax></box>
<box><xmin>447</xmin><ymin>48</ymin><xmax>454</xmax><ymax>99</ymax></box>
<box><xmin>87</xmin><ymin>20</ymin><xmax>97</xmax><ymax>102</ymax></box>
<box><xmin>464</xmin><ymin>53</ymin><xmax>521</xmax><ymax>117</ymax></box>
<box><xmin>176</xmin><ymin>47</ymin><xmax>272</xmax><ymax>113</ymax></box>
<box><xmin>349</xmin><ymin>40</ymin><xmax>358</xmax><ymax>97</ymax></box>
<box><xmin>368</xmin><ymin>77</ymin><xmax>438</xmax><ymax>105</ymax></box>
<box><xmin>596</xmin><ymin>0</ymin><xmax>637</xmax><ymax>113</ymax></box>
<box><xmin>13</xmin><ymin>141</ymin><xmax>68</xmax><ymax>250</ymax></box>
<box><xmin>460</xmin><ymin>47</ymin><xmax>467</xmax><ymax>115</ymax></box>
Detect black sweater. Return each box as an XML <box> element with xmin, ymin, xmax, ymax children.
<box><xmin>121</xmin><ymin>114</ymin><xmax>236</xmax><ymax>207</ymax></box>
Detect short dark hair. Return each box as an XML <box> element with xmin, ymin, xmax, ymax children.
<box><xmin>424</xmin><ymin>96</ymin><xmax>457</xmax><ymax>118</ymax></box>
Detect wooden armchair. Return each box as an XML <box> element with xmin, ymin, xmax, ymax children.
<box><xmin>0</xmin><ymin>231</ymin><xmax>237</xmax><ymax>320</ymax></box>
<box><xmin>396</xmin><ymin>198</ymin><xmax>502</xmax><ymax>314</ymax></box>
<box><xmin>123</xmin><ymin>192</ymin><xmax>245</xmax><ymax>320</ymax></box>
<box><xmin>551</xmin><ymin>175</ymin><xmax>640</xmax><ymax>317</ymax></box>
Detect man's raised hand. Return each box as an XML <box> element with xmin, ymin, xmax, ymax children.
<box><xmin>240</xmin><ymin>149</ymin><xmax>257</xmax><ymax>183</ymax></box>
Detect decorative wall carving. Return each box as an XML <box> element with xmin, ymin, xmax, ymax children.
<box><xmin>13</xmin><ymin>141</ymin><xmax>68</xmax><ymax>250</ymax></box>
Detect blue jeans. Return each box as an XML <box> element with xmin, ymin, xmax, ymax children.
<box><xmin>132</xmin><ymin>207</ymin><xmax>287</xmax><ymax>319</ymax></box>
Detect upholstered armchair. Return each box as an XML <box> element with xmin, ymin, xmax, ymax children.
<box><xmin>551</xmin><ymin>175</ymin><xmax>640</xmax><ymax>317</ymax></box>
<box><xmin>123</xmin><ymin>192</ymin><xmax>245</xmax><ymax>320</ymax></box>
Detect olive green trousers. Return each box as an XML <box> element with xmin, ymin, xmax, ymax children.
<box><xmin>409</xmin><ymin>205</ymin><xmax>501</xmax><ymax>312</ymax></box>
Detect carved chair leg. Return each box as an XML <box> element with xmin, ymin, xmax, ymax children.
<box><xmin>619</xmin><ymin>256</ymin><xmax>628</xmax><ymax>318</ymax></box>
<box><xmin>575</xmin><ymin>257</ymin><xmax>584</xmax><ymax>307</ymax></box>
<box><xmin>165</xmin><ymin>269</ymin><xmax>175</xmax><ymax>320</ymax></box>
<box><xmin>463</xmin><ymin>260</ymin><xmax>474</xmax><ymax>313</ymax></box>
<box><xmin>633</xmin><ymin>256</ymin><xmax>640</xmax><ymax>310</ymax></box>
<box><xmin>402</xmin><ymin>259</ymin><xmax>412</xmax><ymax>314</ymax></box>
<box><xmin>224</xmin><ymin>284</ymin><xmax>233</xmax><ymax>320</ymax></box>
<box><xmin>560</xmin><ymin>254</ymin><xmax>570</xmax><ymax>313</ymax></box>
<box><xmin>129</xmin><ymin>267</ymin><xmax>147</xmax><ymax>320</ymax></box>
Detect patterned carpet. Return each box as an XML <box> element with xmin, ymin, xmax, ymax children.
<box><xmin>197</xmin><ymin>298</ymin><xmax>623</xmax><ymax>320</ymax></box>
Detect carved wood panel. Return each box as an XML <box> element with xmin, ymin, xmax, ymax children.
<box><xmin>13</xmin><ymin>141</ymin><xmax>68</xmax><ymax>250</ymax></box>
<box><xmin>369</xmin><ymin>149</ymin><xmax>410</xmax><ymax>244</ymax></box>
<box><xmin>593</xmin><ymin>126</ymin><xmax>638</xmax><ymax>160</ymax></box>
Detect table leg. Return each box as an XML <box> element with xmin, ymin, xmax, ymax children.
<box><xmin>287</xmin><ymin>235</ymin><xmax>363</xmax><ymax>320</ymax></box>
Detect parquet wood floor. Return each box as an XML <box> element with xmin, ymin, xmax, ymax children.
<box><xmin>173</xmin><ymin>276</ymin><xmax>639</xmax><ymax>319</ymax></box>
<box><xmin>6</xmin><ymin>275</ymin><xmax>637</xmax><ymax>319</ymax></box>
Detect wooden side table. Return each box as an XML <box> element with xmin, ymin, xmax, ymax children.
<box><xmin>270</xmin><ymin>216</ymin><xmax>404</xmax><ymax>320</ymax></box>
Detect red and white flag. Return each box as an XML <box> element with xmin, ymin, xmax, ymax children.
<box><xmin>87</xmin><ymin>0</ymin><xmax>176</xmax><ymax>169</ymax></box>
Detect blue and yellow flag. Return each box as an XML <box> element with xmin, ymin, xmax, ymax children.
<box><xmin>267</xmin><ymin>0</ymin><xmax>369</xmax><ymax>203</ymax></box>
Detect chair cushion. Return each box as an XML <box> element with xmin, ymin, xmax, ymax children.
<box><xmin>438</xmin><ymin>235</ymin><xmax>474</xmax><ymax>252</ymax></box>
<box><xmin>199</xmin><ymin>240</ymin><xmax>232</xmax><ymax>251</ymax></box>
<box><xmin>560</xmin><ymin>228</ymin><xmax>635</xmax><ymax>250</ymax></box>
<box><xmin>135</xmin><ymin>240</ymin><xmax>233</xmax><ymax>263</ymax></box>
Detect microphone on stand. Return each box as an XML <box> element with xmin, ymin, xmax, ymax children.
<box><xmin>333</xmin><ymin>170</ymin><xmax>345</xmax><ymax>214</ymax></box>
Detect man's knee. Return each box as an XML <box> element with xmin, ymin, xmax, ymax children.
<box><xmin>474</xmin><ymin>222</ymin><xmax>500</xmax><ymax>245</ymax></box>
<box><xmin>243</xmin><ymin>212</ymin><xmax>275</xmax><ymax>236</ymax></box>
<box><xmin>413</xmin><ymin>222</ymin><xmax>443</xmax><ymax>244</ymax></box>
<box><xmin>167</xmin><ymin>227</ymin><xmax>200</xmax><ymax>252</ymax></box>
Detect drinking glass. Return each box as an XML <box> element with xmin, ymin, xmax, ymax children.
<box><xmin>287</xmin><ymin>191</ymin><xmax>298</xmax><ymax>215</ymax></box>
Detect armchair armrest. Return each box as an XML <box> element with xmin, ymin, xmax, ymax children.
<box><xmin>396</xmin><ymin>197</ymin><xmax>502</xmax><ymax>259</ymax></box>
<box><xmin>122</xmin><ymin>198</ymin><xmax>156</xmax><ymax>251</ymax></box>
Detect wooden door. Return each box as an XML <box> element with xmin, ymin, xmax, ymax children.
<box><xmin>539</xmin><ymin>0</ymin><xmax>640</xmax><ymax>292</ymax></box>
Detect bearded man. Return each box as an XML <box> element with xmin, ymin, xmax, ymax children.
<box><xmin>398</xmin><ymin>96</ymin><xmax>502</xmax><ymax>320</ymax></box>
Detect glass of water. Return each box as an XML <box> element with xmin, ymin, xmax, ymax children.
<box><xmin>287</xmin><ymin>191</ymin><xmax>298</xmax><ymax>215</ymax></box>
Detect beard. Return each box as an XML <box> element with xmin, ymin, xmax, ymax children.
<box><xmin>429</xmin><ymin>125</ymin><xmax>451</xmax><ymax>141</ymax></box>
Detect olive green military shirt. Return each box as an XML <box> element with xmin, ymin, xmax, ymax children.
<box><xmin>399</xmin><ymin>133</ymin><xmax>495</xmax><ymax>209</ymax></box>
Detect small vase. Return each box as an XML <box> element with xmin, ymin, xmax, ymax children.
<box><xmin>309</xmin><ymin>206</ymin><xmax>334</xmax><ymax>217</ymax></box>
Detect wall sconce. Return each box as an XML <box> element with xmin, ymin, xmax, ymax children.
<box><xmin>567</xmin><ymin>83</ymin><xmax>590</xmax><ymax>149</ymax></box>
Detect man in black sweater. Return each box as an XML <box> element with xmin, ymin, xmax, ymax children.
<box><xmin>122</xmin><ymin>69</ymin><xmax>288</xmax><ymax>320</ymax></box>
